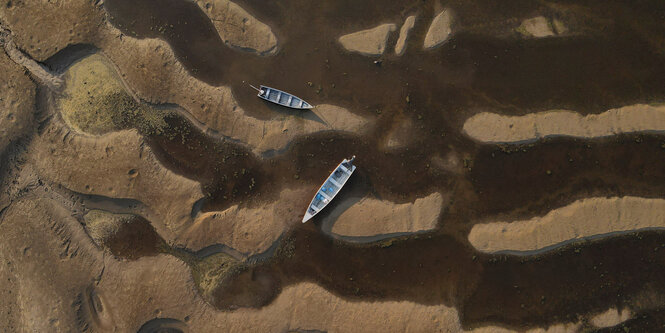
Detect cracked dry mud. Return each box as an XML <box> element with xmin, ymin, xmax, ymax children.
<box><xmin>4</xmin><ymin>0</ymin><xmax>665</xmax><ymax>332</ymax></box>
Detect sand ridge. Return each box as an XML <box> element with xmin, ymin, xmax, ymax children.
<box><xmin>177</xmin><ymin>187</ymin><xmax>312</xmax><ymax>256</ymax></box>
<box><xmin>468</xmin><ymin>196</ymin><xmax>665</xmax><ymax>254</ymax></box>
<box><xmin>0</xmin><ymin>44</ymin><xmax>34</xmax><ymax>156</ymax></box>
<box><xmin>321</xmin><ymin>192</ymin><xmax>446</xmax><ymax>239</ymax></box>
<box><xmin>395</xmin><ymin>15</ymin><xmax>416</xmax><ymax>56</ymax></box>
<box><xmin>5</xmin><ymin>1</ymin><xmax>371</xmax><ymax>156</ymax></box>
<box><xmin>424</xmin><ymin>8</ymin><xmax>454</xmax><ymax>49</ymax></box>
<box><xmin>338</xmin><ymin>23</ymin><xmax>397</xmax><ymax>56</ymax></box>
<box><xmin>590</xmin><ymin>308</ymin><xmax>632</xmax><ymax>328</ymax></box>
<box><xmin>98</xmin><ymin>25</ymin><xmax>372</xmax><ymax>155</ymax></box>
<box><xmin>517</xmin><ymin>16</ymin><xmax>555</xmax><ymax>38</ymax></box>
<box><xmin>2</xmin><ymin>194</ymin><xmax>630</xmax><ymax>332</ymax></box>
<box><xmin>194</xmin><ymin>0</ymin><xmax>278</xmax><ymax>55</ymax></box>
<box><xmin>463</xmin><ymin>104</ymin><xmax>665</xmax><ymax>144</ymax></box>
<box><xmin>27</xmin><ymin>119</ymin><xmax>204</xmax><ymax>240</ymax></box>
<box><xmin>0</xmin><ymin>0</ymin><xmax>104</xmax><ymax>62</ymax></box>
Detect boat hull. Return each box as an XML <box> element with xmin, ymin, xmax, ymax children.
<box><xmin>302</xmin><ymin>157</ymin><xmax>356</xmax><ymax>223</ymax></box>
<box><xmin>258</xmin><ymin>85</ymin><xmax>313</xmax><ymax>109</ymax></box>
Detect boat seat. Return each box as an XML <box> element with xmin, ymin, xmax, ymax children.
<box><xmin>329</xmin><ymin>177</ymin><xmax>342</xmax><ymax>187</ymax></box>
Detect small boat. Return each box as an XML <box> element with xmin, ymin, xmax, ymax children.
<box><xmin>302</xmin><ymin>156</ymin><xmax>356</xmax><ymax>223</ymax></box>
<box><xmin>249</xmin><ymin>84</ymin><xmax>313</xmax><ymax>109</ymax></box>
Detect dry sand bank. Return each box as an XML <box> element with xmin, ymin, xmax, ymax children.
<box><xmin>338</xmin><ymin>23</ymin><xmax>397</xmax><ymax>56</ymax></box>
<box><xmin>0</xmin><ymin>197</ymin><xmax>104</xmax><ymax>332</ymax></box>
<box><xmin>0</xmin><ymin>0</ymin><xmax>103</xmax><ymax>62</ymax></box>
<box><xmin>0</xmin><ymin>47</ymin><xmax>34</xmax><ymax>155</ymax></box>
<box><xmin>590</xmin><ymin>308</ymin><xmax>632</xmax><ymax>328</ymax></box>
<box><xmin>395</xmin><ymin>15</ymin><xmax>416</xmax><ymax>56</ymax></box>
<box><xmin>424</xmin><ymin>8</ymin><xmax>454</xmax><ymax>49</ymax></box>
<box><xmin>4</xmin><ymin>1</ymin><xmax>369</xmax><ymax>156</ymax></box>
<box><xmin>463</xmin><ymin>104</ymin><xmax>665</xmax><ymax>144</ymax></box>
<box><xmin>0</xmin><ymin>189</ymin><xmax>638</xmax><ymax>333</ymax></box>
<box><xmin>28</xmin><ymin>120</ymin><xmax>203</xmax><ymax>240</ymax></box>
<box><xmin>177</xmin><ymin>187</ymin><xmax>311</xmax><ymax>256</ymax></box>
<box><xmin>468</xmin><ymin>196</ymin><xmax>665</xmax><ymax>254</ymax></box>
<box><xmin>1</xmin><ymin>30</ymin><xmax>63</xmax><ymax>91</ymax></box>
<box><xmin>194</xmin><ymin>0</ymin><xmax>278</xmax><ymax>55</ymax></box>
<box><xmin>517</xmin><ymin>16</ymin><xmax>568</xmax><ymax>38</ymax></box>
<box><xmin>0</xmin><ymin>195</ymin><xmax>459</xmax><ymax>332</ymax></box>
<box><xmin>518</xmin><ymin>16</ymin><xmax>555</xmax><ymax>38</ymax></box>
<box><xmin>320</xmin><ymin>192</ymin><xmax>445</xmax><ymax>240</ymax></box>
<box><xmin>98</xmin><ymin>27</ymin><xmax>371</xmax><ymax>155</ymax></box>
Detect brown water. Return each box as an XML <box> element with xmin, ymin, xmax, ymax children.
<box><xmin>103</xmin><ymin>0</ymin><xmax>665</xmax><ymax>329</ymax></box>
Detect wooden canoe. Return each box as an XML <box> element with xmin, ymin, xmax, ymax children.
<box><xmin>302</xmin><ymin>156</ymin><xmax>356</xmax><ymax>223</ymax></box>
<box><xmin>256</xmin><ymin>85</ymin><xmax>313</xmax><ymax>109</ymax></box>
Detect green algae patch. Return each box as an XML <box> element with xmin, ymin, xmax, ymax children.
<box><xmin>191</xmin><ymin>252</ymin><xmax>244</xmax><ymax>297</ymax></box>
<box><xmin>83</xmin><ymin>209</ymin><xmax>134</xmax><ymax>247</ymax></box>
<box><xmin>163</xmin><ymin>247</ymin><xmax>244</xmax><ymax>301</ymax></box>
<box><xmin>58</xmin><ymin>53</ymin><xmax>171</xmax><ymax>135</ymax></box>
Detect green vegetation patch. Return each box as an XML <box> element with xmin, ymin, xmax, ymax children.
<box><xmin>164</xmin><ymin>247</ymin><xmax>245</xmax><ymax>300</ymax></box>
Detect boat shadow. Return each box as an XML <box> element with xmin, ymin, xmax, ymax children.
<box><xmin>264</xmin><ymin>102</ymin><xmax>327</xmax><ymax>126</ymax></box>
<box><xmin>314</xmin><ymin>172</ymin><xmax>374</xmax><ymax>234</ymax></box>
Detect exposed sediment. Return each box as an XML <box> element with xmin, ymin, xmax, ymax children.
<box><xmin>0</xmin><ymin>44</ymin><xmax>34</xmax><ymax>155</ymax></box>
<box><xmin>394</xmin><ymin>15</ymin><xmax>416</xmax><ymax>56</ymax></box>
<box><xmin>424</xmin><ymin>8</ymin><xmax>454</xmax><ymax>49</ymax></box>
<box><xmin>177</xmin><ymin>187</ymin><xmax>311</xmax><ymax>255</ymax></box>
<box><xmin>0</xmin><ymin>0</ymin><xmax>103</xmax><ymax>61</ymax></box>
<box><xmin>27</xmin><ymin>120</ymin><xmax>203</xmax><ymax>240</ymax></box>
<box><xmin>99</xmin><ymin>27</ymin><xmax>371</xmax><ymax>155</ymax></box>
<box><xmin>0</xmin><ymin>197</ymin><xmax>104</xmax><ymax>332</ymax></box>
<box><xmin>468</xmin><ymin>196</ymin><xmax>665</xmax><ymax>254</ymax></box>
<box><xmin>0</xmin><ymin>29</ymin><xmax>63</xmax><ymax>91</ymax></box>
<box><xmin>338</xmin><ymin>23</ymin><xmax>397</xmax><ymax>56</ymax></box>
<box><xmin>194</xmin><ymin>0</ymin><xmax>278</xmax><ymax>55</ymax></box>
<box><xmin>321</xmin><ymin>192</ymin><xmax>445</xmax><ymax>239</ymax></box>
<box><xmin>517</xmin><ymin>16</ymin><xmax>555</xmax><ymax>38</ymax></box>
<box><xmin>590</xmin><ymin>308</ymin><xmax>632</xmax><ymax>328</ymax></box>
<box><xmin>5</xmin><ymin>1</ymin><xmax>369</xmax><ymax>156</ymax></box>
<box><xmin>463</xmin><ymin>104</ymin><xmax>665</xmax><ymax>144</ymax></box>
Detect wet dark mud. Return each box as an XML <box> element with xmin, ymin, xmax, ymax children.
<box><xmin>104</xmin><ymin>0</ymin><xmax>232</xmax><ymax>84</ymax></box>
<box><xmin>467</xmin><ymin>134</ymin><xmax>665</xmax><ymax>222</ymax></box>
<box><xmin>145</xmin><ymin>115</ymin><xmax>271</xmax><ymax>211</ymax></box>
<box><xmin>463</xmin><ymin>230</ymin><xmax>665</xmax><ymax>329</ymax></box>
<box><xmin>106</xmin><ymin>216</ymin><xmax>163</xmax><ymax>260</ymax></box>
<box><xmin>99</xmin><ymin>0</ymin><xmax>665</xmax><ymax>329</ymax></box>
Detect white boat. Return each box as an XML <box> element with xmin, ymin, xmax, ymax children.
<box><xmin>302</xmin><ymin>156</ymin><xmax>356</xmax><ymax>223</ymax></box>
<box><xmin>249</xmin><ymin>84</ymin><xmax>313</xmax><ymax>109</ymax></box>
